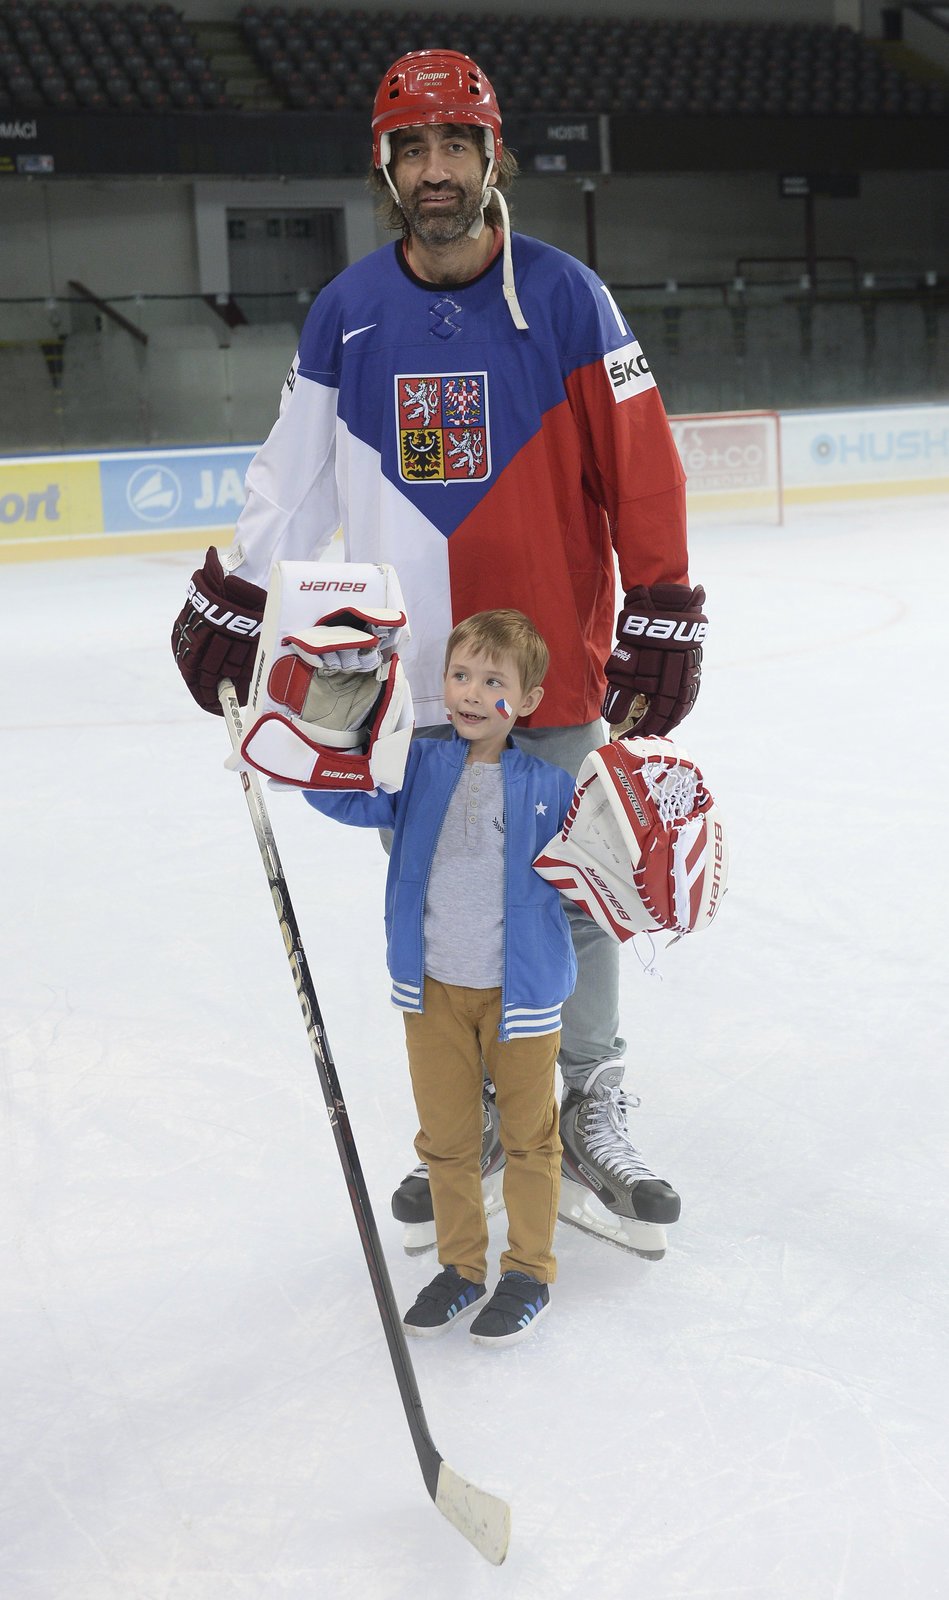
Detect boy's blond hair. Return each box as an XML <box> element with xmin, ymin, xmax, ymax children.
<box><xmin>444</xmin><ymin>609</ymin><xmax>549</xmax><ymax>696</ymax></box>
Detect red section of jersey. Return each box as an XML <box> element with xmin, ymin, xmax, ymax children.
<box><xmin>565</xmin><ymin>363</ymin><xmax>690</xmax><ymax>594</ymax></box>
<box><xmin>447</xmin><ymin>380</ymin><xmax>689</xmax><ymax>728</ymax></box>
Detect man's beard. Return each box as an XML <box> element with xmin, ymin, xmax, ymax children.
<box><xmin>400</xmin><ymin>182</ymin><xmax>484</xmax><ymax>247</ymax></box>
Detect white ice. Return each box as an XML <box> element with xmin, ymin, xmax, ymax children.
<box><xmin>2</xmin><ymin>495</ymin><xmax>948</xmax><ymax>1600</ymax></box>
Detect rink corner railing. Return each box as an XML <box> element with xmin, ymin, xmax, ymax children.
<box><xmin>1</xmin><ymin>400</ymin><xmax>948</xmax><ymax>564</ymax></box>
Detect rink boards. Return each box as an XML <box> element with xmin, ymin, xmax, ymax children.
<box><xmin>1</xmin><ymin>401</ymin><xmax>947</xmax><ymax>562</ymax></box>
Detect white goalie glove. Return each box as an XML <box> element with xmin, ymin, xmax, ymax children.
<box><xmin>227</xmin><ymin>563</ymin><xmax>415</xmax><ymax>792</ymax></box>
<box><xmin>533</xmin><ymin>736</ymin><xmax>728</xmax><ymax>941</ymax></box>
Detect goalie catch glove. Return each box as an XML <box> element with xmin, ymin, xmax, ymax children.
<box><xmin>171</xmin><ymin>546</ymin><xmax>266</xmax><ymax>715</ymax></box>
<box><xmin>603</xmin><ymin>583</ymin><xmax>707</xmax><ymax>739</ymax></box>
<box><xmin>533</xmin><ymin>736</ymin><xmax>728</xmax><ymax>942</ymax></box>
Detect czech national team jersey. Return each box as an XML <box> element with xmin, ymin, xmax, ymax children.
<box><xmin>231</xmin><ymin>233</ymin><xmax>688</xmax><ymax>728</ymax></box>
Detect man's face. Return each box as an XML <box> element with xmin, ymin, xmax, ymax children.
<box><xmin>390</xmin><ymin>124</ymin><xmax>492</xmax><ymax>247</ymax></box>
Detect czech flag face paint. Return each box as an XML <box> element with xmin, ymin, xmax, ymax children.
<box><xmin>495</xmin><ymin>699</ymin><xmax>513</xmax><ymax>720</ymax></box>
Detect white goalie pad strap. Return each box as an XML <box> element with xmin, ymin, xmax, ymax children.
<box><xmin>282</xmin><ymin>613</ymin><xmax>407</xmax><ymax>673</ymax></box>
<box><xmin>236</xmin><ymin>656</ymin><xmax>414</xmax><ymax>792</ymax></box>
<box><xmin>236</xmin><ymin>711</ymin><xmax>373</xmax><ymax>789</ymax></box>
<box><xmin>534</xmin><ymin>737</ymin><xmax>728</xmax><ymax>939</ymax></box>
<box><xmin>283</xmin><ymin>624</ymin><xmax>387</xmax><ymax>660</ymax></box>
<box><xmin>314</xmin><ymin>604</ymin><xmax>407</xmax><ymax>634</ymax></box>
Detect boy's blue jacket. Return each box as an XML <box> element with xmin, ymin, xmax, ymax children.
<box><xmin>305</xmin><ymin>733</ymin><xmax>577</xmax><ymax>1041</ymax></box>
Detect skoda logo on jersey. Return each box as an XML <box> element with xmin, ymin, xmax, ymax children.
<box><xmin>603</xmin><ymin>340</ymin><xmax>657</xmax><ymax>405</ymax></box>
<box><xmin>126</xmin><ymin>465</ymin><xmax>183</xmax><ymax>522</ymax></box>
<box><xmin>395</xmin><ymin>372</ymin><xmax>491</xmax><ymax>484</ymax></box>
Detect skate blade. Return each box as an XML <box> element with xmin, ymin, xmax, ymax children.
<box><xmin>557</xmin><ymin>1177</ymin><xmax>668</xmax><ymax>1260</ymax></box>
<box><xmin>400</xmin><ymin>1175</ymin><xmax>506</xmax><ymax>1257</ymax></box>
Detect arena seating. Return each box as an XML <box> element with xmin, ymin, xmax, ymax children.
<box><xmin>0</xmin><ymin>0</ymin><xmax>229</xmax><ymax>110</ymax></box>
<box><xmin>0</xmin><ymin>3</ymin><xmax>945</xmax><ymax>117</ymax></box>
<box><xmin>237</xmin><ymin>8</ymin><xmax>948</xmax><ymax>116</ymax></box>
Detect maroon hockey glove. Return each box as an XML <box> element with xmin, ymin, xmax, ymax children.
<box><xmin>603</xmin><ymin>583</ymin><xmax>707</xmax><ymax>739</ymax></box>
<box><xmin>171</xmin><ymin>547</ymin><xmax>266</xmax><ymax>715</ymax></box>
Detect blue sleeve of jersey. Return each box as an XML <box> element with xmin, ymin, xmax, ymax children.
<box><xmin>296</xmin><ymin>285</ymin><xmax>344</xmax><ymax>384</ymax></box>
<box><xmin>541</xmin><ymin>251</ymin><xmax>633</xmax><ymax>370</ymax></box>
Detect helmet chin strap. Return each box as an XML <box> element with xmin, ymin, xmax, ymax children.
<box><xmin>490</xmin><ymin>187</ymin><xmax>528</xmax><ymax>331</ymax></box>
<box><xmin>465</xmin><ymin>134</ymin><xmax>495</xmax><ymax>241</ymax></box>
<box><xmin>379</xmin><ymin>133</ymin><xmax>402</xmax><ymax>209</ymax></box>
<box><xmin>377</xmin><ymin>128</ymin><xmax>528</xmax><ymax>331</ymax></box>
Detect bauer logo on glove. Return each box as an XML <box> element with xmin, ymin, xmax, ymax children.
<box><xmin>533</xmin><ymin>736</ymin><xmax>728</xmax><ymax>942</ymax></box>
<box><xmin>227</xmin><ymin>562</ymin><xmax>415</xmax><ymax>793</ymax></box>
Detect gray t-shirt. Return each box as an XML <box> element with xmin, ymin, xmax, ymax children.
<box><xmin>423</xmin><ymin>762</ymin><xmax>505</xmax><ymax>988</ymax></box>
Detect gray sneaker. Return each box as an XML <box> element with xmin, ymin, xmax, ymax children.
<box><xmin>558</xmin><ymin>1062</ymin><xmax>680</xmax><ymax>1259</ymax></box>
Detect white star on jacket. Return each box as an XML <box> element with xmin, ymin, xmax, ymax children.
<box><xmin>535</xmin><ymin>801</ymin><xmax>548</xmax><ymax>816</ymax></box>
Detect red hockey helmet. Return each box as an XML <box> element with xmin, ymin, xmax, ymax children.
<box><xmin>371</xmin><ymin>49</ymin><xmax>503</xmax><ymax>170</ymax></box>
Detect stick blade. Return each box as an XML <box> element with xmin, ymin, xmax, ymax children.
<box><xmin>434</xmin><ymin>1460</ymin><xmax>511</xmax><ymax>1566</ymax></box>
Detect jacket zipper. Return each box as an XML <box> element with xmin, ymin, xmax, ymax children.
<box><xmin>498</xmin><ymin>752</ymin><xmax>512</xmax><ymax>1042</ymax></box>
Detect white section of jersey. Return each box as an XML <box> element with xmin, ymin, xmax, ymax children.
<box><xmin>234</xmin><ymin>372</ymin><xmax>341</xmax><ymax>586</ymax></box>
<box><xmin>238</xmin><ymin>394</ymin><xmax>453</xmax><ymax>726</ymax></box>
<box><xmin>335</xmin><ymin>425</ymin><xmax>453</xmax><ymax>727</ymax></box>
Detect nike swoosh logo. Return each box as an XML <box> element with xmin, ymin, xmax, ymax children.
<box><xmin>341</xmin><ymin>324</ymin><xmax>377</xmax><ymax>344</ymax></box>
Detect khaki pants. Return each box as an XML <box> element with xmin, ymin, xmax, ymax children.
<box><xmin>403</xmin><ymin>978</ymin><xmax>561</xmax><ymax>1284</ymax></box>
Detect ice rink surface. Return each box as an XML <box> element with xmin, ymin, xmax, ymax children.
<box><xmin>3</xmin><ymin>494</ymin><xmax>948</xmax><ymax>1600</ymax></box>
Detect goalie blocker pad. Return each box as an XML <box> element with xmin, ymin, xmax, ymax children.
<box><xmin>533</xmin><ymin>736</ymin><xmax>728</xmax><ymax>941</ymax></box>
<box><xmin>233</xmin><ymin>561</ymin><xmax>414</xmax><ymax>792</ymax></box>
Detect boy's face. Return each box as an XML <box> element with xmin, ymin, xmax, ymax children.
<box><xmin>444</xmin><ymin>647</ymin><xmax>544</xmax><ymax>762</ymax></box>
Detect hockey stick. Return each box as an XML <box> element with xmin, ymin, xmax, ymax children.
<box><xmin>218</xmin><ymin>679</ymin><xmax>511</xmax><ymax>1566</ymax></box>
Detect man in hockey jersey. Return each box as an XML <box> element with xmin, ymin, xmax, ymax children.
<box><xmin>171</xmin><ymin>48</ymin><xmax>707</xmax><ymax>1260</ymax></box>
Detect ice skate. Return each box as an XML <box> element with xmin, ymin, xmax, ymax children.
<box><xmin>558</xmin><ymin>1062</ymin><xmax>680</xmax><ymax>1260</ymax></box>
<box><xmin>391</xmin><ymin>1086</ymin><xmax>506</xmax><ymax>1255</ymax></box>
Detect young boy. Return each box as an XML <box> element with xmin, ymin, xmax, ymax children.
<box><xmin>304</xmin><ymin>609</ymin><xmax>577</xmax><ymax>1346</ymax></box>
